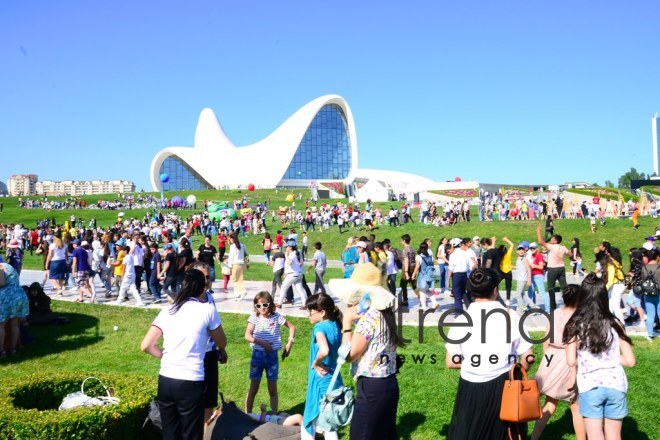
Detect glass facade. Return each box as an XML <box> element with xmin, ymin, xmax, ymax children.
<box><xmin>159</xmin><ymin>155</ymin><xmax>211</xmax><ymax>191</ymax></box>
<box><xmin>282</xmin><ymin>104</ymin><xmax>352</xmax><ymax>180</ymax></box>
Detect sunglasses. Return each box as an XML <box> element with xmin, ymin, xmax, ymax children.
<box><xmin>254</xmin><ymin>303</ymin><xmax>270</xmax><ymax>309</ymax></box>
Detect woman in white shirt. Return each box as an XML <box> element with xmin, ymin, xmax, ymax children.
<box><xmin>45</xmin><ymin>234</ymin><xmax>67</xmax><ymax>295</ymax></box>
<box><xmin>141</xmin><ymin>269</ymin><xmax>227</xmax><ymax>440</ymax></box>
<box><xmin>227</xmin><ymin>232</ymin><xmax>249</xmax><ymax>300</ymax></box>
<box><xmin>445</xmin><ymin>268</ymin><xmax>534</xmax><ymax>439</ymax></box>
<box><xmin>276</xmin><ymin>240</ymin><xmax>307</xmax><ymax>309</ymax></box>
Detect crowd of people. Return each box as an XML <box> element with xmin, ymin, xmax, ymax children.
<box><xmin>2</xmin><ymin>195</ymin><xmax>660</xmax><ymax>440</ymax></box>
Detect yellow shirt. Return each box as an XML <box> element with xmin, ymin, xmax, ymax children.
<box><xmin>606</xmin><ymin>261</ymin><xmax>624</xmax><ymax>289</ymax></box>
<box><xmin>114</xmin><ymin>250</ymin><xmax>125</xmax><ymax>277</ymax></box>
<box><xmin>500</xmin><ymin>247</ymin><xmax>514</xmax><ymax>274</ymax></box>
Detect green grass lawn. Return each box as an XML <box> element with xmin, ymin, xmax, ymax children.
<box><xmin>2</xmin><ymin>189</ymin><xmax>657</xmax><ymax>280</ymax></box>
<box><xmin>1</xmin><ymin>302</ymin><xmax>658</xmax><ymax>439</ymax></box>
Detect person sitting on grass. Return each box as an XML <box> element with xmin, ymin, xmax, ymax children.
<box><xmin>249</xmin><ymin>403</ymin><xmax>303</xmax><ymax>426</ymax></box>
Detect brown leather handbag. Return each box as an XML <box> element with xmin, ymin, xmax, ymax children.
<box><xmin>500</xmin><ymin>363</ymin><xmax>542</xmax><ymax>423</ymax></box>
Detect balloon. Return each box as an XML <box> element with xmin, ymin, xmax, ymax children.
<box><xmin>187</xmin><ymin>195</ymin><xmax>197</xmax><ymax>205</ymax></box>
<box><xmin>247</xmin><ymin>183</ymin><xmax>255</xmax><ymax>192</ymax></box>
<box><xmin>454</xmin><ymin>177</ymin><xmax>462</xmax><ymax>182</ymax></box>
<box><xmin>159</xmin><ymin>173</ymin><xmax>170</xmax><ymax>183</ymax></box>
<box><xmin>118</xmin><ymin>212</ymin><xmax>125</xmax><ymax>217</ymax></box>
<box><xmin>207</xmin><ymin>203</ymin><xmax>221</xmax><ymax>213</ymax></box>
<box><xmin>171</xmin><ymin>195</ymin><xmax>183</xmax><ymax>207</ymax></box>
<box><xmin>286</xmin><ymin>194</ymin><xmax>294</xmax><ymax>203</ymax></box>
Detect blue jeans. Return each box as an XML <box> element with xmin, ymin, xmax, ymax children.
<box><xmin>438</xmin><ymin>263</ymin><xmax>449</xmax><ymax>291</ymax></box>
<box><xmin>644</xmin><ymin>294</ymin><xmax>659</xmax><ymax>337</ymax></box>
<box><xmin>452</xmin><ymin>273</ymin><xmax>470</xmax><ymax>315</ymax></box>
<box><xmin>149</xmin><ymin>278</ymin><xmax>162</xmax><ymax>300</ymax></box>
<box><xmin>533</xmin><ymin>274</ymin><xmax>547</xmax><ymax>312</ymax></box>
<box><xmin>209</xmin><ymin>265</ymin><xmax>216</xmax><ymax>284</ymax></box>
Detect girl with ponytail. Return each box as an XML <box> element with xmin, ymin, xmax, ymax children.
<box><xmin>301</xmin><ymin>293</ymin><xmax>344</xmax><ymax>439</ymax></box>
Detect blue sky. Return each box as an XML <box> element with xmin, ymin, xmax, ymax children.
<box><xmin>1</xmin><ymin>1</ymin><xmax>659</xmax><ymax>190</ymax></box>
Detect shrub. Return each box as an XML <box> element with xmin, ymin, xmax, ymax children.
<box><xmin>0</xmin><ymin>372</ymin><xmax>156</xmax><ymax>440</ymax></box>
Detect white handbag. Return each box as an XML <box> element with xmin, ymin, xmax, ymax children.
<box><xmin>59</xmin><ymin>377</ymin><xmax>120</xmax><ymax>410</ymax></box>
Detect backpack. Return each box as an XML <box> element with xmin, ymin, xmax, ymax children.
<box><xmin>392</xmin><ymin>248</ymin><xmax>404</xmax><ymax>270</ymax></box>
<box><xmin>421</xmin><ymin>255</ymin><xmax>438</xmax><ymax>280</ymax></box>
<box><xmin>641</xmin><ymin>266</ymin><xmax>660</xmax><ymax>296</ymax></box>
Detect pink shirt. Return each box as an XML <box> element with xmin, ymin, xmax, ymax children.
<box><xmin>546</xmin><ymin>243</ymin><xmax>569</xmax><ymax>268</ymax></box>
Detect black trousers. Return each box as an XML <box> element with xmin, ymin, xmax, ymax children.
<box><xmin>546</xmin><ymin>267</ymin><xmax>566</xmax><ymax>311</ymax></box>
<box><xmin>350</xmin><ymin>375</ymin><xmax>399</xmax><ymax>440</ymax></box>
<box><xmin>387</xmin><ymin>274</ymin><xmax>397</xmax><ymax>296</ymax></box>
<box><xmin>158</xmin><ymin>375</ymin><xmax>205</xmax><ymax>440</ymax></box>
<box><xmin>134</xmin><ymin>266</ymin><xmax>143</xmax><ymax>292</ymax></box>
<box><xmin>399</xmin><ymin>270</ymin><xmax>415</xmax><ymax>302</ymax></box>
<box><xmin>500</xmin><ymin>271</ymin><xmax>512</xmax><ymax>300</ymax></box>
<box><xmin>271</xmin><ymin>269</ymin><xmax>283</xmax><ymax>297</ymax></box>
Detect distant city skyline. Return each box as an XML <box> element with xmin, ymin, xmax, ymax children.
<box><xmin>1</xmin><ymin>1</ymin><xmax>659</xmax><ymax>190</ymax></box>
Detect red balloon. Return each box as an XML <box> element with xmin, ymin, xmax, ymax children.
<box><xmin>454</xmin><ymin>177</ymin><xmax>462</xmax><ymax>182</ymax></box>
<box><xmin>248</xmin><ymin>183</ymin><xmax>255</xmax><ymax>192</ymax></box>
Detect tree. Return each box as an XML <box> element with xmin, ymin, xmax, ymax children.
<box><xmin>618</xmin><ymin>168</ymin><xmax>647</xmax><ymax>189</ymax></box>
<box><xmin>604</xmin><ymin>180</ymin><xmax>615</xmax><ymax>188</ymax></box>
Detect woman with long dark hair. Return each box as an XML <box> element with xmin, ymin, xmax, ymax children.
<box><xmin>563</xmin><ymin>274</ymin><xmax>635</xmax><ymax>440</ymax></box>
<box><xmin>228</xmin><ymin>232</ymin><xmax>248</xmax><ymax>300</ymax></box>
<box><xmin>638</xmin><ymin>249</ymin><xmax>660</xmax><ymax>340</ymax></box>
<box><xmin>331</xmin><ymin>263</ymin><xmax>405</xmax><ymax>440</ymax></box>
<box><xmin>302</xmin><ymin>293</ymin><xmax>344</xmax><ymax>439</ymax></box>
<box><xmin>599</xmin><ymin>247</ymin><xmax>625</xmax><ymax>322</ymax></box>
<box><xmin>141</xmin><ymin>269</ymin><xmax>228</xmax><ymax>440</ymax></box>
<box><xmin>446</xmin><ymin>268</ymin><xmax>534</xmax><ymax>439</ymax></box>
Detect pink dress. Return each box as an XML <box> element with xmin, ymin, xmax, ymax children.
<box><xmin>534</xmin><ymin>308</ymin><xmax>576</xmax><ymax>402</ymax></box>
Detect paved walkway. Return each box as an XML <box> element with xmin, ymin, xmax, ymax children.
<box><xmin>19</xmin><ymin>269</ymin><xmax>648</xmax><ymax>335</ymax></box>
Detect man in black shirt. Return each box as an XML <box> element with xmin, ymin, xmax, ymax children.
<box><xmin>197</xmin><ymin>235</ymin><xmax>218</xmax><ymax>292</ymax></box>
<box><xmin>160</xmin><ymin>244</ymin><xmax>178</xmax><ymax>299</ymax></box>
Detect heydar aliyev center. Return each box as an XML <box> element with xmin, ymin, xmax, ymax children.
<box><xmin>150</xmin><ymin>95</ymin><xmax>471</xmax><ymax>197</ymax></box>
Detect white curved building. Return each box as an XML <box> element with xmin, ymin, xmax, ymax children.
<box><xmin>150</xmin><ymin>95</ymin><xmax>476</xmax><ymax>199</ymax></box>
<box><xmin>150</xmin><ymin>95</ymin><xmax>358</xmax><ymax>191</ymax></box>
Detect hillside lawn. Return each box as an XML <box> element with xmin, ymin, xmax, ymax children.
<box><xmin>2</xmin><ymin>190</ymin><xmax>660</xmax><ymax>438</ymax></box>
<box><xmin>1</xmin><ymin>189</ymin><xmax>657</xmax><ymax>279</ymax></box>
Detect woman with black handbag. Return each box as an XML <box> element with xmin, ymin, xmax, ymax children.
<box><xmin>141</xmin><ymin>269</ymin><xmax>227</xmax><ymax>440</ymax></box>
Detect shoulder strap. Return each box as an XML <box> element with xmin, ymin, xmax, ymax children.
<box><xmin>326</xmin><ymin>345</ymin><xmax>350</xmax><ymax>395</ymax></box>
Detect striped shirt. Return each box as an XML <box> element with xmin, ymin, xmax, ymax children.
<box><xmin>248</xmin><ymin>313</ymin><xmax>287</xmax><ymax>351</ymax></box>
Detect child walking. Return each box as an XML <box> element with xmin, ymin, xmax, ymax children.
<box><xmin>532</xmin><ymin>285</ymin><xmax>585</xmax><ymax>440</ymax></box>
<box><xmin>564</xmin><ymin>274</ymin><xmax>635</xmax><ymax>440</ymax></box>
<box><xmin>302</xmin><ymin>293</ymin><xmax>344</xmax><ymax>440</ymax></box>
<box><xmin>513</xmin><ymin>243</ymin><xmax>536</xmax><ymax>312</ymax></box>
<box><xmin>244</xmin><ymin>292</ymin><xmax>295</xmax><ymax>415</ymax></box>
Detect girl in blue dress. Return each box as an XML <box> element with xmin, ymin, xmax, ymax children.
<box><xmin>302</xmin><ymin>293</ymin><xmax>343</xmax><ymax>440</ymax></box>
